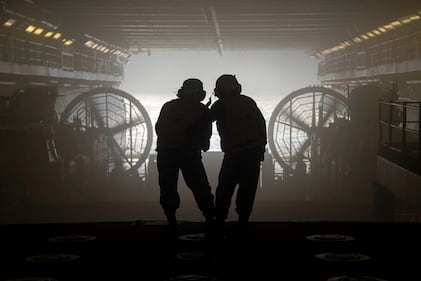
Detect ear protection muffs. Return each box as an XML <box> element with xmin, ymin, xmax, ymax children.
<box><xmin>214</xmin><ymin>74</ymin><xmax>242</xmax><ymax>97</ymax></box>
<box><xmin>177</xmin><ymin>87</ymin><xmax>206</xmax><ymax>101</ymax></box>
<box><xmin>231</xmin><ymin>76</ymin><xmax>242</xmax><ymax>95</ymax></box>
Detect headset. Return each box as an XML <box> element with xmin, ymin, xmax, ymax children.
<box><xmin>214</xmin><ymin>74</ymin><xmax>242</xmax><ymax>98</ymax></box>
<box><xmin>177</xmin><ymin>79</ymin><xmax>206</xmax><ymax>101</ymax></box>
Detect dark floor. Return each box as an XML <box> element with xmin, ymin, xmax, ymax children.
<box><xmin>1</xmin><ymin>220</ymin><xmax>420</xmax><ymax>281</ymax></box>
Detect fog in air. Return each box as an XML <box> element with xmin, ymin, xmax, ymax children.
<box><xmin>120</xmin><ymin>50</ymin><xmax>319</xmax><ymax>150</ymax></box>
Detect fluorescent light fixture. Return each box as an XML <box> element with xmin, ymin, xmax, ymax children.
<box><xmin>3</xmin><ymin>19</ymin><xmax>16</xmax><ymax>27</ymax></box>
<box><xmin>25</xmin><ymin>25</ymin><xmax>36</xmax><ymax>33</ymax></box>
<box><xmin>53</xmin><ymin>32</ymin><xmax>62</xmax><ymax>39</ymax></box>
<box><xmin>410</xmin><ymin>15</ymin><xmax>420</xmax><ymax>20</ymax></box>
<box><xmin>33</xmin><ymin>28</ymin><xmax>44</xmax><ymax>35</ymax></box>
<box><xmin>361</xmin><ymin>34</ymin><xmax>369</xmax><ymax>40</ymax></box>
<box><xmin>44</xmin><ymin>31</ymin><xmax>54</xmax><ymax>37</ymax></box>
<box><xmin>84</xmin><ymin>40</ymin><xmax>94</xmax><ymax>47</ymax></box>
<box><xmin>384</xmin><ymin>24</ymin><xmax>394</xmax><ymax>30</ymax></box>
<box><xmin>373</xmin><ymin>29</ymin><xmax>381</xmax><ymax>35</ymax></box>
<box><xmin>353</xmin><ymin>37</ymin><xmax>363</xmax><ymax>43</ymax></box>
<box><xmin>391</xmin><ymin>21</ymin><xmax>401</xmax><ymax>26</ymax></box>
<box><xmin>367</xmin><ymin>32</ymin><xmax>375</xmax><ymax>38</ymax></box>
<box><xmin>378</xmin><ymin>27</ymin><xmax>387</xmax><ymax>32</ymax></box>
<box><xmin>92</xmin><ymin>43</ymin><xmax>98</xmax><ymax>49</ymax></box>
<box><xmin>64</xmin><ymin>40</ymin><xmax>73</xmax><ymax>46</ymax></box>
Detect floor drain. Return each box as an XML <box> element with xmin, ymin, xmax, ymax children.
<box><xmin>168</xmin><ymin>275</ymin><xmax>220</xmax><ymax>281</ymax></box>
<box><xmin>327</xmin><ymin>276</ymin><xmax>388</xmax><ymax>281</ymax></box>
<box><xmin>306</xmin><ymin>234</ymin><xmax>354</xmax><ymax>242</ymax></box>
<box><xmin>6</xmin><ymin>278</ymin><xmax>58</xmax><ymax>281</ymax></box>
<box><xmin>315</xmin><ymin>252</ymin><xmax>371</xmax><ymax>262</ymax></box>
<box><xmin>178</xmin><ymin>233</ymin><xmax>205</xmax><ymax>241</ymax></box>
<box><xmin>175</xmin><ymin>251</ymin><xmax>207</xmax><ymax>261</ymax></box>
<box><xmin>25</xmin><ymin>254</ymin><xmax>80</xmax><ymax>263</ymax></box>
<box><xmin>48</xmin><ymin>235</ymin><xmax>96</xmax><ymax>243</ymax></box>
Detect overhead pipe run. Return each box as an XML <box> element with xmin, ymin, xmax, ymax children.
<box><xmin>209</xmin><ymin>6</ymin><xmax>224</xmax><ymax>56</ymax></box>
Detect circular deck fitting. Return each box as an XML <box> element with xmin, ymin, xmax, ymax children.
<box><xmin>306</xmin><ymin>234</ymin><xmax>354</xmax><ymax>242</ymax></box>
<box><xmin>6</xmin><ymin>278</ymin><xmax>58</xmax><ymax>281</ymax></box>
<box><xmin>168</xmin><ymin>275</ymin><xmax>220</xmax><ymax>281</ymax></box>
<box><xmin>178</xmin><ymin>233</ymin><xmax>205</xmax><ymax>241</ymax></box>
<box><xmin>315</xmin><ymin>252</ymin><xmax>371</xmax><ymax>262</ymax></box>
<box><xmin>175</xmin><ymin>251</ymin><xmax>207</xmax><ymax>262</ymax></box>
<box><xmin>25</xmin><ymin>254</ymin><xmax>80</xmax><ymax>263</ymax></box>
<box><xmin>48</xmin><ymin>235</ymin><xmax>96</xmax><ymax>243</ymax></box>
<box><xmin>327</xmin><ymin>276</ymin><xmax>388</xmax><ymax>281</ymax></box>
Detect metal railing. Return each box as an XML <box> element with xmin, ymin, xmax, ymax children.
<box><xmin>379</xmin><ymin>100</ymin><xmax>421</xmax><ymax>172</ymax></box>
<box><xmin>0</xmin><ymin>33</ymin><xmax>124</xmax><ymax>77</ymax></box>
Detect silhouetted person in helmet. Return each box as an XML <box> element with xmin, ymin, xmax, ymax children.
<box><xmin>155</xmin><ymin>78</ymin><xmax>215</xmax><ymax>236</ymax></box>
<box><xmin>210</xmin><ymin>74</ymin><xmax>267</xmax><ymax>238</ymax></box>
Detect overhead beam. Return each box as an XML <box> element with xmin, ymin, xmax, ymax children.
<box><xmin>209</xmin><ymin>6</ymin><xmax>224</xmax><ymax>56</ymax></box>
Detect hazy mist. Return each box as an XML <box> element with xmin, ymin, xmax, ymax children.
<box><xmin>120</xmin><ymin>50</ymin><xmax>319</xmax><ymax>97</ymax></box>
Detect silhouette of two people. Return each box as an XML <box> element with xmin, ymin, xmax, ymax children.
<box><xmin>155</xmin><ymin>75</ymin><xmax>267</xmax><ymax>241</ymax></box>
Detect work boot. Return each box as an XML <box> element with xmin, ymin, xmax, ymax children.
<box><xmin>165</xmin><ymin>213</ymin><xmax>178</xmax><ymax>240</ymax></box>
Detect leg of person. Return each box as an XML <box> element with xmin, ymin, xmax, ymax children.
<box><xmin>235</xmin><ymin>150</ymin><xmax>261</xmax><ymax>225</ymax></box>
<box><xmin>180</xmin><ymin>150</ymin><xmax>215</xmax><ymax>222</ymax></box>
<box><xmin>215</xmin><ymin>153</ymin><xmax>239</xmax><ymax>227</ymax></box>
<box><xmin>157</xmin><ymin>150</ymin><xmax>180</xmax><ymax>226</ymax></box>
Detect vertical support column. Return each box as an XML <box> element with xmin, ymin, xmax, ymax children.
<box><xmin>378</xmin><ymin>102</ymin><xmax>382</xmax><ymax>147</ymax></box>
<box><xmin>388</xmin><ymin>102</ymin><xmax>393</xmax><ymax>148</ymax></box>
<box><xmin>418</xmin><ymin>103</ymin><xmax>421</xmax><ymax>160</ymax></box>
<box><xmin>129</xmin><ymin>100</ymin><xmax>133</xmax><ymax>168</ymax></box>
<box><xmin>402</xmin><ymin>102</ymin><xmax>407</xmax><ymax>153</ymax></box>
<box><xmin>289</xmin><ymin>99</ymin><xmax>292</xmax><ymax>172</ymax></box>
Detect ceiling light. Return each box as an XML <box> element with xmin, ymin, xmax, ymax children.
<box><xmin>84</xmin><ymin>40</ymin><xmax>94</xmax><ymax>47</ymax></box>
<box><xmin>353</xmin><ymin>37</ymin><xmax>363</xmax><ymax>43</ymax></box>
<box><xmin>44</xmin><ymin>31</ymin><xmax>54</xmax><ymax>38</ymax></box>
<box><xmin>33</xmin><ymin>28</ymin><xmax>44</xmax><ymax>35</ymax></box>
<box><xmin>391</xmin><ymin>21</ymin><xmax>401</xmax><ymax>26</ymax></box>
<box><xmin>25</xmin><ymin>25</ymin><xmax>36</xmax><ymax>33</ymax></box>
<box><xmin>3</xmin><ymin>19</ymin><xmax>16</xmax><ymax>27</ymax></box>
<box><xmin>378</xmin><ymin>27</ymin><xmax>387</xmax><ymax>32</ymax></box>
<box><xmin>64</xmin><ymin>40</ymin><xmax>73</xmax><ymax>46</ymax></box>
<box><xmin>410</xmin><ymin>15</ymin><xmax>420</xmax><ymax>20</ymax></box>
<box><xmin>373</xmin><ymin>29</ymin><xmax>381</xmax><ymax>35</ymax></box>
<box><xmin>361</xmin><ymin>34</ymin><xmax>369</xmax><ymax>40</ymax></box>
<box><xmin>53</xmin><ymin>32</ymin><xmax>62</xmax><ymax>39</ymax></box>
<box><xmin>367</xmin><ymin>32</ymin><xmax>375</xmax><ymax>38</ymax></box>
<box><xmin>384</xmin><ymin>24</ymin><xmax>394</xmax><ymax>30</ymax></box>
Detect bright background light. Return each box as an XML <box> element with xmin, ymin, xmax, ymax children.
<box><xmin>120</xmin><ymin>50</ymin><xmax>320</xmax><ymax>151</ymax></box>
